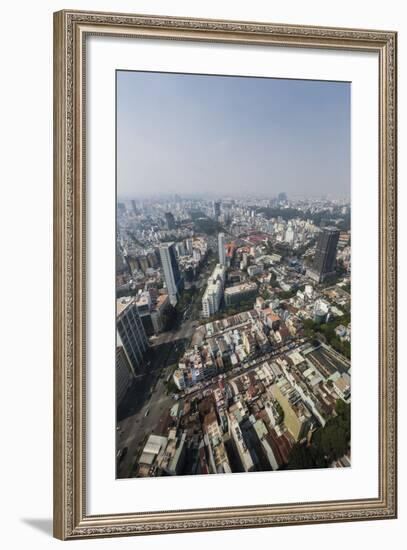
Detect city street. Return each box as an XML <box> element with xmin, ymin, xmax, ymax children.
<box><xmin>116</xmin><ymin>326</ymin><xmax>193</xmax><ymax>477</ymax></box>
<box><xmin>116</xmin><ymin>276</ymin><xmax>208</xmax><ymax>477</ymax></box>
<box><xmin>116</xmin><ymin>355</ymin><xmax>178</xmax><ymax>478</ymax></box>
<box><xmin>151</xmin><ymin>318</ymin><xmax>197</xmax><ymax>346</ymax></box>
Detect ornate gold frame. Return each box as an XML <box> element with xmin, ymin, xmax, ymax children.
<box><xmin>53</xmin><ymin>9</ymin><xmax>397</xmax><ymax>540</ymax></box>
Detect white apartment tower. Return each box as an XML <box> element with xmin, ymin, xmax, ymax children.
<box><xmin>285</xmin><ymin>222</ymin><xmax>295</xmax><ymax>245</ymax></box>
<box><xmin>202</xmin><ymin>264</ymin><xmax>226</xmax><ymax>318</ymax></box>
<box><xmin>218</xmin><ymin>232</ymin><xmax>226</xmax><ymax>266</ymax></box>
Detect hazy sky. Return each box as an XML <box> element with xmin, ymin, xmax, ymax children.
<box><xmin>117</xmin><ymin>70</ymin><xmax>350</xmax><ymax>199</ymax></box>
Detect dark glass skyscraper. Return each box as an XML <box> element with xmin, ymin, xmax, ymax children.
<box><xmin>309</xmin><ymin>227</ymin><xmax>340</xmax><ymax>283</ymax></box>
<box><xmin>164</xmin><ymin>212</ymin><xmax>176</xmax><ymax>230</ymax></box>
<box><xmin>131</xmin><ymin>199</ymin><xmax>137</xmax><ymax>214</ymax></box>
<box><xmin>213</xmin><ymin>201</ymin><xmax>221</xmax><ymax>219</ymax></box>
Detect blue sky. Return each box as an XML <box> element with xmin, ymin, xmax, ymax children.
<box><xmin>117</xmin><ymin>70</ymin><xmax>350</xmax><ymax>199</ymax></box>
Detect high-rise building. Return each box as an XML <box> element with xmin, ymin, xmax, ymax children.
<box><xmin>278</xmin><ymin>192</ymin><xmax>287</xmax><ymax>203</ymax></box>
<box><xmin>116</xmin><ymin>344</ymin><xmax>134</xmax><ymax>404</ymax></box>
<box><xmin>218</xmin><ymin>232</ymin><xmax>226</xmax><ymax>266</ymax></box>
<box><xmin>202</xmin><ymin>264</ymin><xmax>226</xmax><ymax>318</ymax></box>
<box><xmin>116</xmin><ymin>298</ymin><xmax>149</xmax><ymax>373</ymax></box>
<box><xmin>213</xmin><ymin>201</ymin><xmax>221</xmax><ymax>220</ymax></box>
<box><xmin>285</xmin><ymin>223</ymin><xmax>295</xmax><ymax>245</ymax></box>
<box><xmin>117</xmin><ymin>202</ymin><xmax>126</xmax><ymax>215</ymax></box>
<box><xmin>135</xmin><ymin>291</ymin><xmax>155</xmax><ymax>336</ymax></box>
<box><xmin>159</xmin><ymin>242</ymin><xmax>183</xmax><ymax>306</ymax></box>
<box><xmin>164</xmin><ymin>212</ymin><xmax>176</xmax><ymax>230</ymax></box>
<box><xmin>308</xmin><ymin>227</ymin><xmax>340</xmax><ymax>282</ymax></box>
<box><xmin>131</xmin><ymin>199</ymin><xmax>137</xmax><ymax>214</ymax></box>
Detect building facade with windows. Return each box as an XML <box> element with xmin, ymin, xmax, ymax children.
<box><xmin>218</xmin><ymin>232</ymin><xmax>226</xmax><ymax>266</ymax></box>
<box><xmin>202</xmin><ymin>263</ymin><xmax>226</xmax><ymax>318</ymax></box>
<box><xmin>116</xmin><ymin>344</ymin><xmax>134</xmax><ymax>404</ymax></box>
<box><xmin>159</xmin><ymin>242</ymin><xmax>183</xmax><ymax>306</ymax></box>
<box><xmin>224</xmin><ymin>282</ymin><xmax>258</xmax><ymax>307</ymax></box>
<box><xmin>116</xmin><ymin>297</ymin><xmax>149</xmax><ymax>373</ymax></box>
<box><xmin>308</xmin><ymin>227</ymin><xmax>340</xmax><ymax>283</ymax></box>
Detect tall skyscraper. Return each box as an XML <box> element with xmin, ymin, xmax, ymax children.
<box><xmin>218</xmin><ymin>232</ymin><xmax>226</xmax><ymax>266</ymax></box>
<box><xmin>164</xmin><ymin>212</ymin><xmax>176</xmax><ymax>230</ymax></box>
<box><xmin>308</xmin><ymin>227</ymin><xmax>340</xmax><ymax>282</ymax></box>
<box><xmin>285</xmin><ymin>222</ymin><xmax>295</xmax><ymax>245</ymax></box>
<box><xmin>213</xmin><ymin>201</ymin><xmax>221</xmax><ymax>220</ymax></box>
<box><xmin>159</xmin><ymin>242</ymin><xmax>183</xmax><ymax>306</ymax></box>
<box><xmin>131</xmin><ymin>199</ymin><xmax>137</xmax><ymax>214</ymax></box>
<box><xmin>116</xmin><ymin>298</ymin><xmax>149</xmax><ymax>373</ymax></box>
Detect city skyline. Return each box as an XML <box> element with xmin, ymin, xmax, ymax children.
<box><xmin>117</xmin><ymin>71</ymin><xmax>350</xmax><ymax>200</ymax></box>
<box><xmin>116</xmin><ymin>193</ymin><xmax>351</xmax><ymax>478</ymax></box>
<box><xmin>117</xmin><ymin>191</ymin><xmax>350</xmax><ymax>201</ymax></box>
<box><xmin>116</xmin><ymin>72</ymin><xmax>351</xmax><ymax>479</ymax></box>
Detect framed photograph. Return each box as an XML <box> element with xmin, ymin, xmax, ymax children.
<box><xmin>53</xmin><ymin>10</ymin><xmax>397</xmax><ymax>540</ymax></box>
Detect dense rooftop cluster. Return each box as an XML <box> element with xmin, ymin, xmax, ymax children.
<box><xmin>115</xmin><ymin>195</ymin><xmax>351</xmax><ymax>478</ymax></box>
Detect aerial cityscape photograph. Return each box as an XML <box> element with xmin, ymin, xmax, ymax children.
<box><xmin>115</xmin><ymin>71</ymin><xmax>351</xmax><ymax>479</ymax></box>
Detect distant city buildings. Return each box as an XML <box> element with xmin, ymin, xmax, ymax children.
<box><xmin>131</xmin><ymin>199</ymin><xmax>137</xmax><ymax>214</ymax></box>
<box><xmin>308</xmin><ymin>227</ymin><xmax>340</xmax><ymax>283</ymax></box>
<box><xmin>159</xmin><ymin>242</ymin><xmax>183</xmax><ymax>306</ymax></box>
<box><xmin>116</xmin><ymin>297</ymin><xmax>149</xmax><ymax>373</ymax></box>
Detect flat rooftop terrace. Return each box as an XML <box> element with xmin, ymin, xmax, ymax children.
<box><xmin>304</xmin><ymin>344</ymin><xmax>350</xmax><ymax>377</ymax></box>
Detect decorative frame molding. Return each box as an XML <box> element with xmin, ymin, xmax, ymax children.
<box><xmin>53</xmin><ymin>9</ymin><xmax>397</xmax><ymax>540</ymax></box>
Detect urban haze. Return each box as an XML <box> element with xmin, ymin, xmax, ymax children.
<box><xmin>117</xmin><ymin>71</ymin><xmax>350</xmax><ymax>200</ymax></box>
